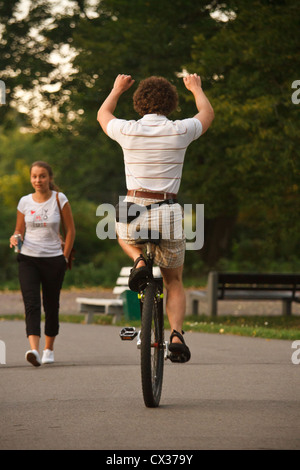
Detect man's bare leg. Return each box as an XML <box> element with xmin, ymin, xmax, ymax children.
<box><xmin>160</xmin><ymin>265</ymin><xmax>186</xmax><ymax>344</ymax></box>
<box><xmin>119</xmin><ymin>239</ymin><xmax>186</xmax><ymax>346</ymax></box>
<box><xmin>118</xmin><ymin>238</ymin><xmax>146</xmax><ymax>268</ymax></box>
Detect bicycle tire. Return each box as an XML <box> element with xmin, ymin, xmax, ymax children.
<box><xmin>140</xmin><ymin>282</ymin><xmax>164</xmax><ymax>408</ymax></box>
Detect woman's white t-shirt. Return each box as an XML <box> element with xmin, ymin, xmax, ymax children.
<box><xmin>17</xmin><ymin>191</ymin><xmax>68</xmax><ymax>257</ymax></box>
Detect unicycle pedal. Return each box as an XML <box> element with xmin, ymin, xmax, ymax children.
<box><xmin>119</xmin><ymin>327</ymin><xmax>138</xmax><ymax>341</ymax></box>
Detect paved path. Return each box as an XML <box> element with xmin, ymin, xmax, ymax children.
<box><xmin>0</xmin><ymin>320</ymin><xmax>300</xmax><ymax>451</ymax></box>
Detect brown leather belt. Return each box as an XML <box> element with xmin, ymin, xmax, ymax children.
<box><xmin>127</xmin><ymin>190</ymin><xmax>177</xmax><ymax>200</ymax></box>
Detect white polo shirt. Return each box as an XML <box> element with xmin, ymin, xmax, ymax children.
<box><xmin>107</xmin><ymin>114</ymin><xmax>202</xmax><ymax>194</ymax></box>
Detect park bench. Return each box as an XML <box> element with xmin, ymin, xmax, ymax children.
<box><xmin>76</xmin><ymin>265</ymin><xmax>161</xmax><ymax>324</ymax></box>
<box><xmin>187</xmin><ymin>272</ymin><xmax>300</xmax><ymax>317</ymax></box>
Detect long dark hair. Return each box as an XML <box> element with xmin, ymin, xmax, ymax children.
<box><xmin>30</xmin><ymin>161</ymin><xmax>60</xmax><ymax>191</ymax></box>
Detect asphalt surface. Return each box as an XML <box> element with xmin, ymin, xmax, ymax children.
<box><xmin>0</xmin><ymin>320</ymin><xmax>300</xmax><ymax>451</ymax></box>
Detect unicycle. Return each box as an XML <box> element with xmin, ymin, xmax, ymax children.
<box><xmin>120</xmin><ymin>236</ymin><xmax>169</xmax><ymax>408</ymax></box>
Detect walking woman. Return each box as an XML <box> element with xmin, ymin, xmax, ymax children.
<box><xmin>9</xmin><ymin>161</ymin><xmax>75</xmax><ymax>367</ymax></box>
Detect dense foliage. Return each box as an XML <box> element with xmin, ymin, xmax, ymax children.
<box><xmin>0</xmin><ymin>0</ymin><xmax>299</xmax><ymax>288</ymax></box>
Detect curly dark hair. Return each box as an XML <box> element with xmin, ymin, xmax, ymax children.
<box><xmin>133</xmin><ymin>76</ymin><xmax>178</xmax><ymax>116</ymax></box>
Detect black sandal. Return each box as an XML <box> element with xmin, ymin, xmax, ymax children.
<box><xmin>128</xmin><ymin>255</ymin><xmax>152</xmax><ymax>292</ymax></box>
<box><xmin>168</xmin><ymin>330</ymin><xmax>191</xmax><ymax>363</ymax></box>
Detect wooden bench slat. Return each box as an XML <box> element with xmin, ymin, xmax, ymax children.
<box><xmin>116</xmin><ymin>277</ymin><xmax>129</xmax><ymax>285</ymax></box>
<box><xmin>75</xmin><ymin>298</ymin><xmax>123</xmax><ymax>306</ymax></box>
<box><xmin>113</xmin><ymin>286</ymin><xmax>128</xmax><ymax>295</ymax></box>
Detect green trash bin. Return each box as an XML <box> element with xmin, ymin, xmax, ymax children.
<box><xmin>121</xmin><ymin>290</ymin><xmax>141</xmax><ymax>321</ymax></box>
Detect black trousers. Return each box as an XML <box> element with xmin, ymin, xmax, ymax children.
<box><xmin>18</xmin><ymin>254</ymin><xmax>66</xmax><ymax>337</ymax></box>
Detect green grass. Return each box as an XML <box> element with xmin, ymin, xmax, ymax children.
<box><xmin>1</xmin><ymin>313</ymin><xmax>300</xmax><ymax>340</ymax></box>
<box><xmin>182</xmin><ymin>315</ymin><xmax>300</xmax><ymax>341</ymax></box>
<box><xmin>117</xmin><ymin>314</ymin><xmax>300</xmax><ymax>341</ymax></box>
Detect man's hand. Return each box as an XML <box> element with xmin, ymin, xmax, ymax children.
<box><xmin>183</xmin><ymin>73</ymin><xmax>214</xmax><ymax>135</ymax></box>
<box><xmin>113</xmin><ymin>74</ymin><xmax>135</xmax><ymax>93</ymax></box>
<box><xmin>183</xmin><ymin>73</ymin><xmax>202</xmax><ymax>92</ymax></box>
<box><xmin>97</xmin><ymin>74</ymin><xmax>135</xmax><ymax>134</ymax></box>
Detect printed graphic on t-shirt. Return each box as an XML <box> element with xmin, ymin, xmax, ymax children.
<box><xmin>32</xmin><ymin>208</ymin><xmax>49</xmax><ymax>227</ymax></box>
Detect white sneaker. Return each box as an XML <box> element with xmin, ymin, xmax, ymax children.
<box><xmin>25</xmin><ymin>350</ymin><xmax>41</xmax><ymax>367</ymax></box>
<box><xmin>42</xmin><ymin>349</ymin><xmax>54</xmax><ymax>364</ymax></box>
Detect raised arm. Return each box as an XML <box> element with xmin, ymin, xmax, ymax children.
<box><xmin>97</xmin><ymin>74</ymin><xmax>135</xmax><ymax>134</ymax></box>
<box><xmin>183</xmin><ymin>73</ymin><xmax>214</xmax><ymax>134</ymax></box>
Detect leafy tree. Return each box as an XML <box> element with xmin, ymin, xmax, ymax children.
<box><xmin>185</xmin><ymin>0</ymin><xmax>300</xmax><ymax>267</ymax></box>
<box><xmin>1</xmin><ymin>0</ymin><xmax>299</xmax><ymax>284</ymax></box>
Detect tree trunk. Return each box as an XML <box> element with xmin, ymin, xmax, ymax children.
<box><xmin>201</xmin><ymin>215</ymin><xmax>237</xmax><ymax>267</ymax></box>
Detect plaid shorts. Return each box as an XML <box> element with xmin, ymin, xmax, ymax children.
<box><xmin>116</xmin><ymin>196</ymin><xmax>186</xmax><ymax>269</ymax></box>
